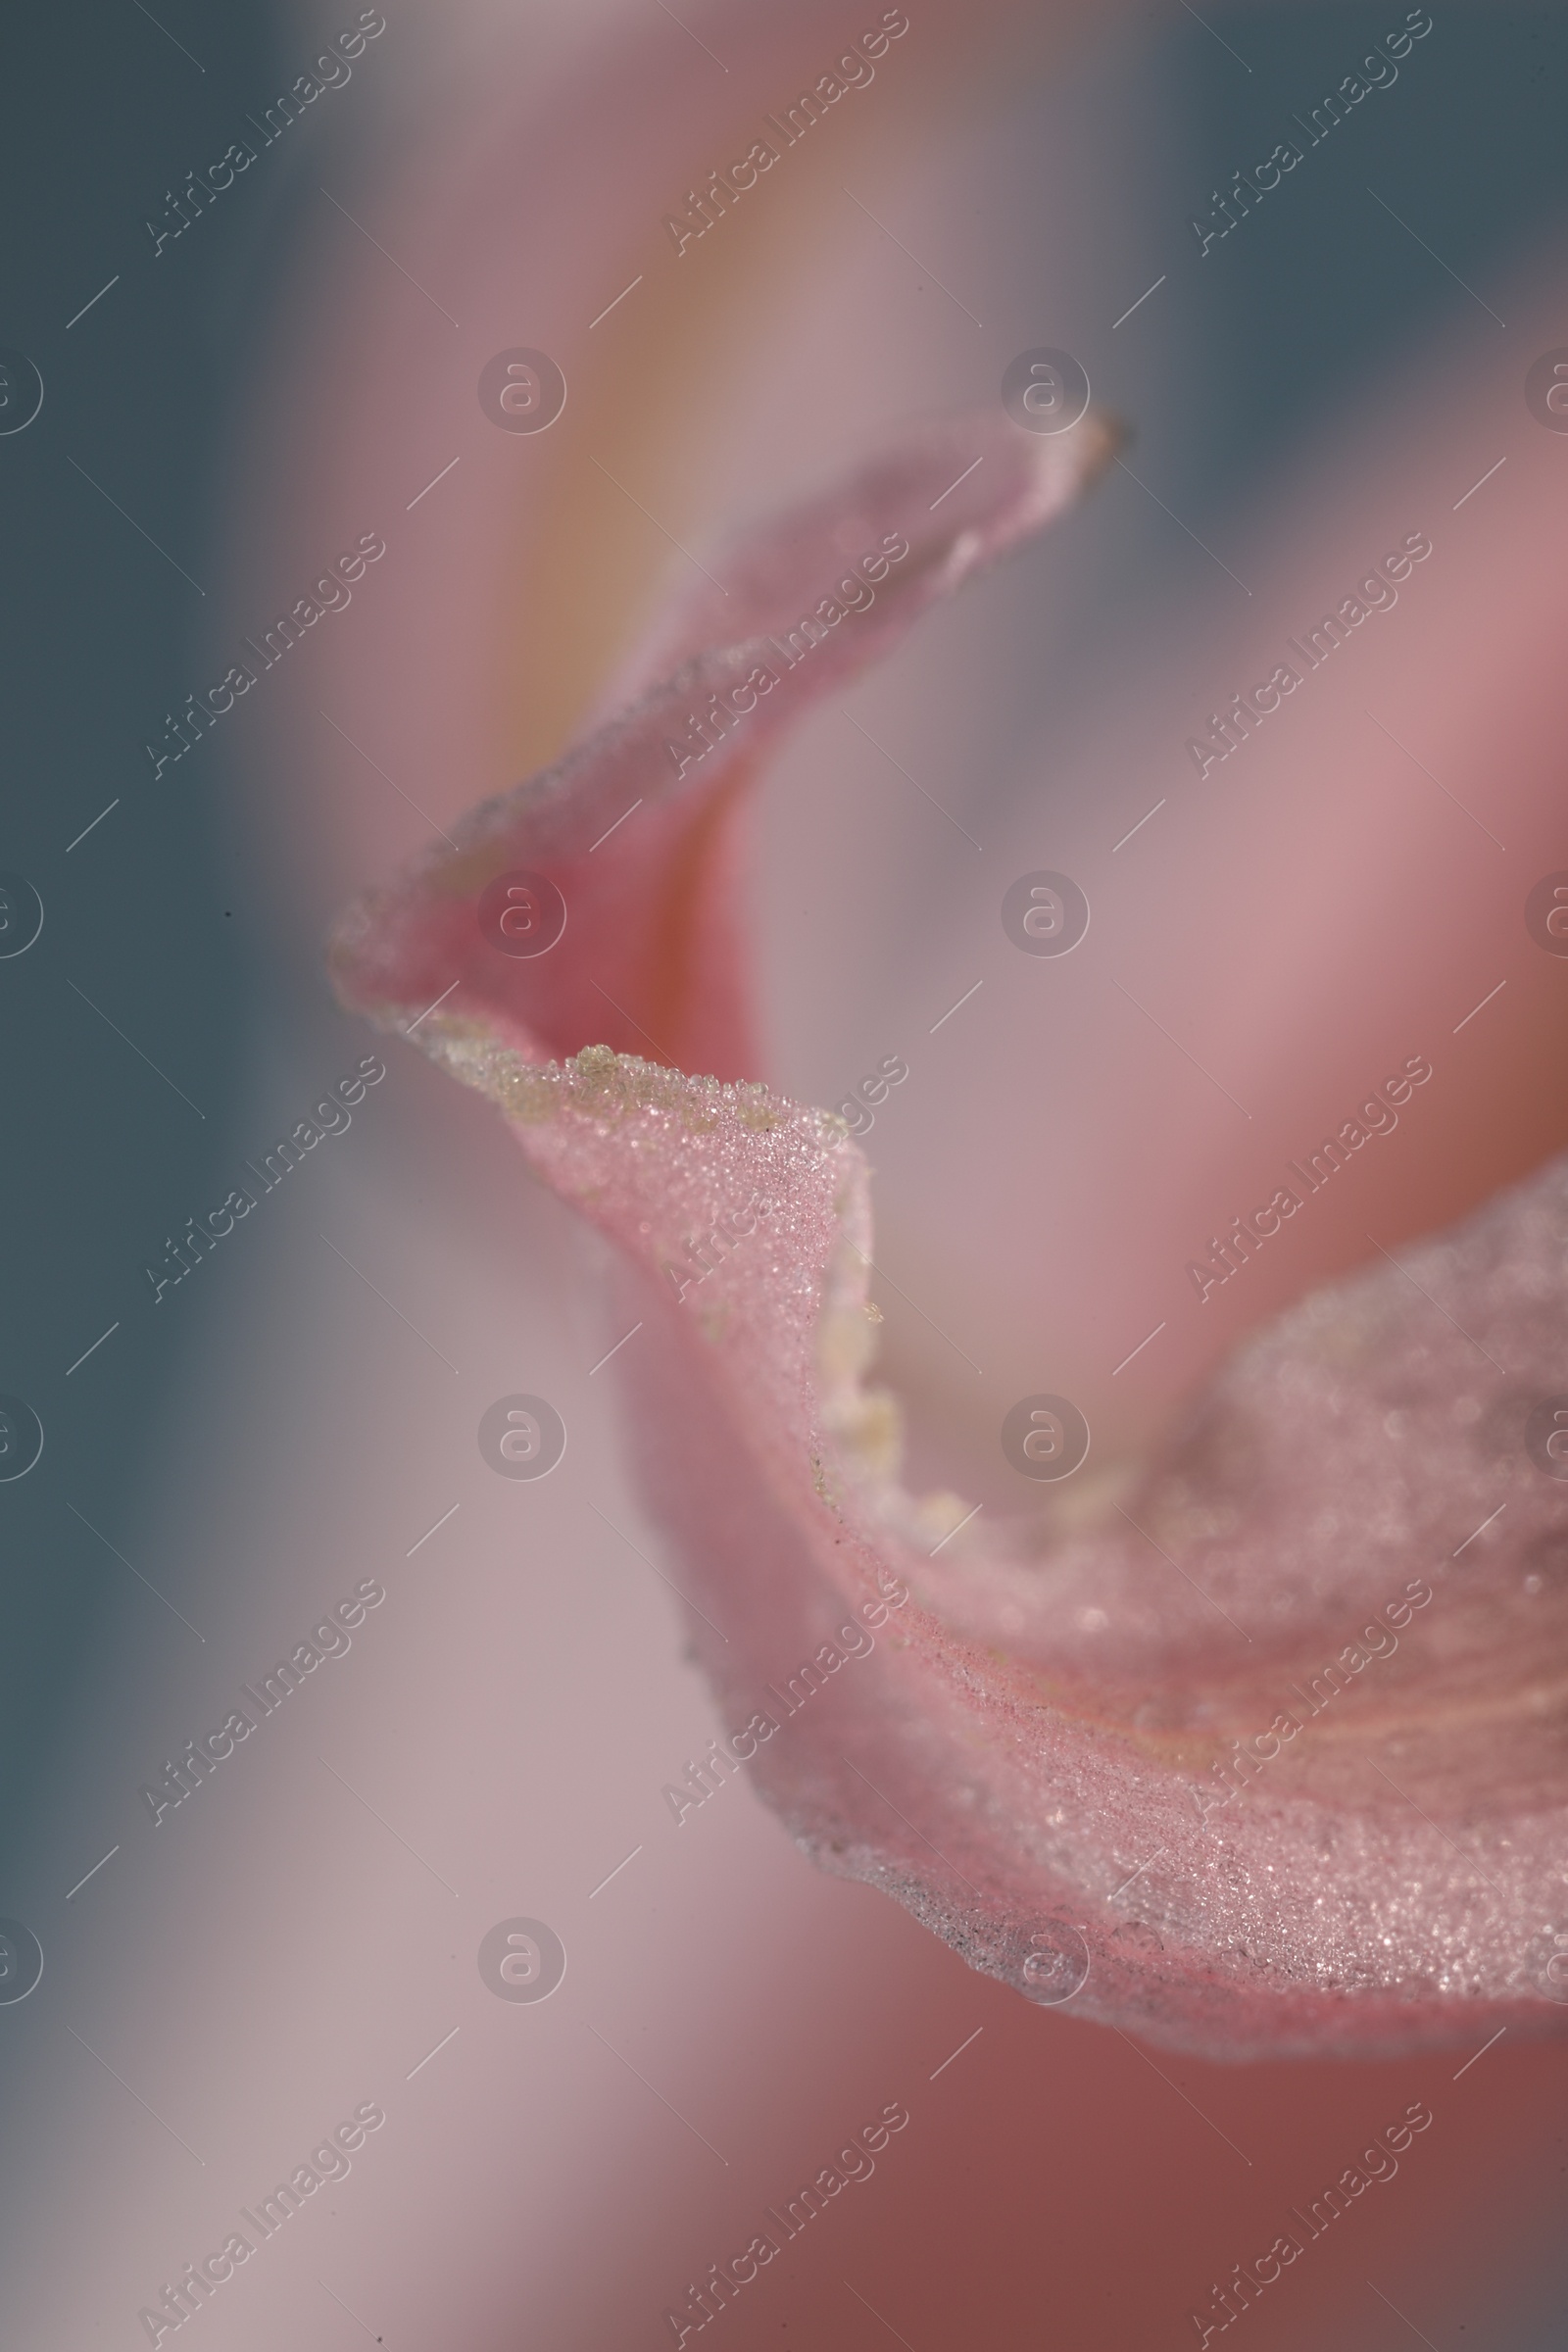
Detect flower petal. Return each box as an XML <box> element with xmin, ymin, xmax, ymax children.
<box><xmin>330</xmin><ymin>408</ymin><xmax>1115</xmax><ymax>1081</ymax></box>
<box><xmin>332</xmin><ymin>407</ymin><xmax>1568</xmax><ymax>2059</ymax></box>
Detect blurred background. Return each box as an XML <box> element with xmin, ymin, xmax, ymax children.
<box><xmin>2</xmin><ymin>2</ymin><xmax>1567</xmax><ymax>2344</ymax></box>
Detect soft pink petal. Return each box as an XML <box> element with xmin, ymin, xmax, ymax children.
<box><xmin>330</xmin><ymin>408</ymin><xmax>1116</xmax><ymax>1080</ymax></box>
<box><xmin>332</xmin><ymin>406</ymin><xmax>1568</xmax><ymax>2060</ymax></box>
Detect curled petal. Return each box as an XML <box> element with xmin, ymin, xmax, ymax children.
<box><xmin>329</xmin><ymin>409</ymin><xmax>1116</xmax><ymax>1080</ymax></box>
<box><xmin>332</xmin><ymin>409</ymin><xmax>1568</xmax><ymax>2058</ymax></box>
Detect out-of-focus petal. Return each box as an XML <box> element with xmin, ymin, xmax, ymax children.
<box><xmin>330</xmin><ymin>407</ymin><xmax>1116</xmax><ymax>1078</ymax></box>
